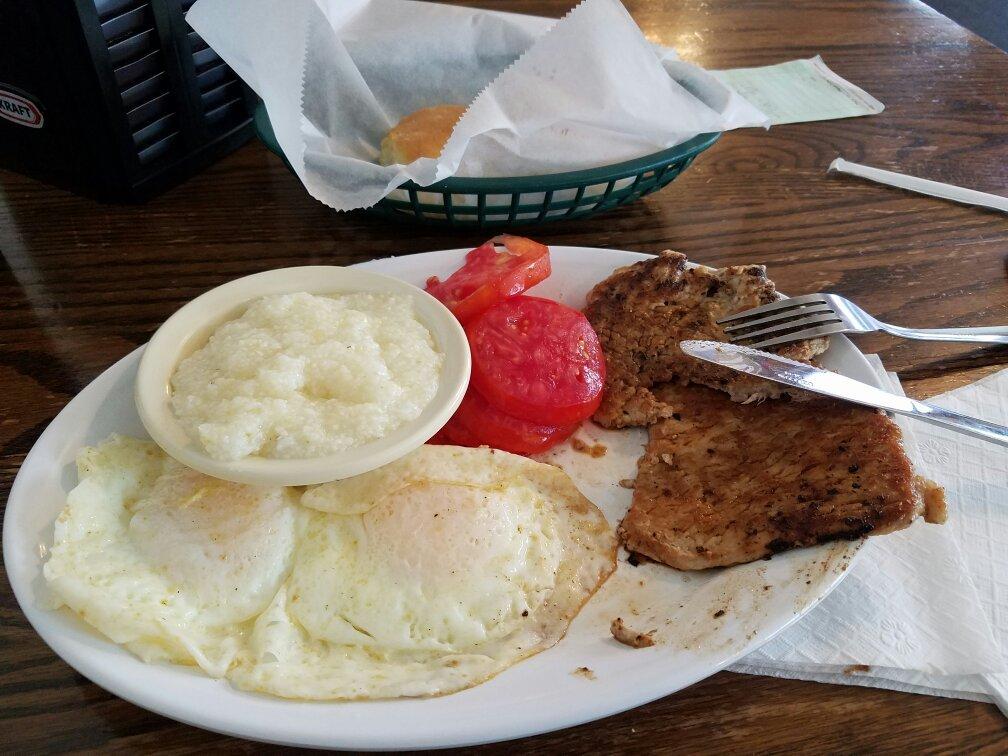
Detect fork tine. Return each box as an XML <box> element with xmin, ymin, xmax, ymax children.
<box><xmin>726</xmin><ymin>314</ymin><xmax>843</xmax><ymax>342</ymax></box>
<box><xmin>716</xmin><ymin>293</ymin><xmax>829</xmax><ymax>325</ymax></box>
<box><xmin>721</xmin><ymin>304</ymin><xmax>833</xmax><ymax>333</ymax></box>
<box><xmin>747</xmin><ymin>322</ymin><xmax>848</xmax><ymax>349</ymax></box>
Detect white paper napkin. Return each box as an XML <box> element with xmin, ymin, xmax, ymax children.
<box><xmin>439</xmin><ymin>0</ymin><xmax>765</xmax><ymax>179</ymax></box>
<box><xmin>731</xmin><ymin>362</ymin><xmax>1008</xmax><ymax>716</ymax></box>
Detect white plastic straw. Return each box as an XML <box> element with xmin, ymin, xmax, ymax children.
<box><xmin>828</xmin><ymin>157</ymin><xmax>1008</xmax><ymax>214</ymax></box>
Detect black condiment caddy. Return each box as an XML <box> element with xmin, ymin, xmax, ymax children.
<box><xmin>0</xmin><ymin>0</ymin><xmax>254</xmax><ymax>201</ymax></box>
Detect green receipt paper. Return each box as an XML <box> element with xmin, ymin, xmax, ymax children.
<box><xmin>714</xmin><ymin>56</ymin><xmax>884</xmax><ymax>125</ymax></box>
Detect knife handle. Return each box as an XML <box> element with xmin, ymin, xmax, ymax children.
<box><xmin>906</xmin><ymin>398</ymin><xmax>1008</xmax><ymax>447</ymax></box>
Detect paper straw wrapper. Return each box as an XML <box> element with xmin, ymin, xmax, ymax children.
<box><xmin>829</xmin><ymin>157</ymin><xmax>1008</xmax><ymax>213</ymax></box>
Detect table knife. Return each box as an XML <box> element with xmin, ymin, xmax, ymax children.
<box><xmin>679</xmin><ymin>340</ymin><xmax>1007</xmax><ymax>447</ymax></box>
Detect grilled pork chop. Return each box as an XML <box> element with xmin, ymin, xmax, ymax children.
<box><xmin>585</xmin><ymin>251</ymin><xmax>829</xmax><ymax>428</ymax></box>
<box><xmin>619</xmin><ymin>383</ymin><xmax>947</xmax><ymax>570</ymax></box>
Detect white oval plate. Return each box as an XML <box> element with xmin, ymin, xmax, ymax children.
<box><xmin>4</xmin><ymin>247</ymin><xmax>868</xmax><ymax>750</ymax></box>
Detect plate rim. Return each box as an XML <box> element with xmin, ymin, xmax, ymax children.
<box><xmin>4</xmin><ymin>246</ymin><xmax>868</xmax><ymax>750</ymax></box>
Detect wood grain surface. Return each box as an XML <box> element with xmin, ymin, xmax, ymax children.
<box><xmin>2</xmin><ymin>0</ymin><xmax>1007</xmax><ymax>752</ymax></box>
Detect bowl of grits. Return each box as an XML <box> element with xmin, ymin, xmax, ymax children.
<box><xmin>135</xmin><ymin>266</ymin><xmax>470</xmax><ymax>486</ymax></box>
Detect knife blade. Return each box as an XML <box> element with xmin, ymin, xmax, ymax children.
<box><xmin>679</xmin><ymin>340</ymin><xmax>1008</xmax><ymax>447</ymax></box>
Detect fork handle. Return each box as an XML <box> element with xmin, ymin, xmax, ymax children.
<box><xmin>878</xmin><ymin>323</ymin><xmax>1008</xmax><ymax>344</ymax></box>
<box><xmin>906</xmin><ymin>398</ymin><xmax>1008</xmax><ymax>447</ymax></box>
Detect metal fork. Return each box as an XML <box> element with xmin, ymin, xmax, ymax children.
<box><xmin>717</xmin><ymin>293</ymin><xmax>1008</xmax><ymax>349</ymax></box>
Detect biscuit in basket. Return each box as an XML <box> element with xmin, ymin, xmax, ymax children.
<box><xmin>379</xmin><ymin>104</ymin><xmax>467</xmax><ymax>165</ymax></box>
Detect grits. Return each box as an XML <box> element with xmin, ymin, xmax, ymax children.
<box><xmin>170</xmin><ymin>291</ymin><xmax>442</xmax><ymax>461</ymax></box>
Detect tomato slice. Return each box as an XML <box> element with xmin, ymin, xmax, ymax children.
<box><xmin>426</xmin><ymin>427</ymin><xmax>453</xmax><ymax>445</ymax></box>
<box><xmin>448</xmin><ymin>386</ymin><xmax>576</xmax><ymax>455</ymax></box>
<box><xmin>467</xmin><ymin>296</ymin><xmax>606</xmax><ymax>426</ymax></box>
<box><xmin>424</xmin><ymin>235</ymin><xmax>550</xmax><ymax>323</ymax></box>
<box><xmin>430</xmin><ymin>414</ymin><xmax>484</xmax><ymax>448</ymax></box>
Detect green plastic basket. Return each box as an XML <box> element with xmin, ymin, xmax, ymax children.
<box><xmin>254</xmin><ymin>102</ymin><xmax>719</xmax><ymax>227</ymax></box>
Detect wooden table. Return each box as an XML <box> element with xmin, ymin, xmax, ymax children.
<box><xmin>2</xmin><ymin>0</ymin><xmax>1007</xmax><ymax>751</ymax></box>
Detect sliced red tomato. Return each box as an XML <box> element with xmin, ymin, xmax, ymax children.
<box><xmin>467</xmin><ymin>296</ymin><xmax>606</xmax><ymax>426</ymax></box>
<box><xmin>426</xmin><ymin>427</ymin><xmax>454</xmax><ymax>445</ymax></box>
<box><xmin>448</xmin><ymin>386</ymin><xmax>576</xmax><ymax>455</ymax></box>
<box><xmin>424</xmin><ymin>235</ymin><xmax>550</xmax><ymax>323</ymax></box>
<box><xmin>431</xmin><ymin>413</ymin><xmax>484</xmax><ymax>447</ymax></box>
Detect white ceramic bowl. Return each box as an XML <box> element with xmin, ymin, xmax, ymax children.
<box><xmin>134</xmin><ymin>266</ymin><xmax>470</xmax><ymax>486</ymax></box>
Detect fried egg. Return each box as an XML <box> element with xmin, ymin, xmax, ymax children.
<box><xmin>43</xmin><ymin>435</ymin><xmax>303</xmax><ymax>676</ymax></box>
<box><xmin>229</xmin><ymin>445</ymin><xmax>616</xmax><ymax>699</ymax></box>
<box><xmin>44</xmin><ymin>440</ymin><xmax>615</xmax><ymax>699</ymax></box>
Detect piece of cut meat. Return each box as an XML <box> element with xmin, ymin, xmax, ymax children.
<box><xmin>584</xmin><ymin>250</ymin><xmax>830</xmax><ymax>428</ymax></box>
<box><xmin>618</xmin><ymin>383</ymin><xmax>946</xmax><ymax>570</ymax></box>
<box><xmin>610</xmin><ymin>617</ymin><xmax>655</xmax><ymax>648</ymax></box>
